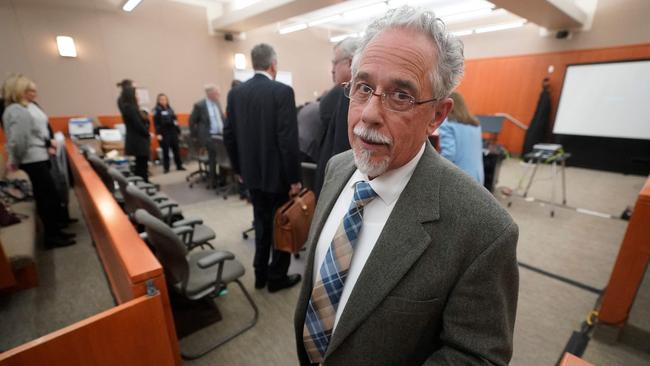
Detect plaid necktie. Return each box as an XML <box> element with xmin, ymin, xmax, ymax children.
<box><xmin>303</xmin><ymin>181</ymin><xmax>378</xmax><ymax>363</ymax></box>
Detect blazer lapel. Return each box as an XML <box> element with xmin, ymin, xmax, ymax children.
<box><xmin>295</xmin><ymin>153</ymin><xmax>357</xmax><ymax>328</ymax></box>
<box><xmin>326</xmin><ymin>144</ymin><xmax>442</xmax><ymax>357</ymax></box>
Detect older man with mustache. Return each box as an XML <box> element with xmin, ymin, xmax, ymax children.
<box><xmin>294</xmin><ymin>6</ymin><xmax>519</xmax><ymax>366</ymax></box>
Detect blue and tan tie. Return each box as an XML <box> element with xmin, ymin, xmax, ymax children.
<box><xmin>303</xmin><ymin>181</ymin><xmax>378</xmax><ymax>363</ymax></box>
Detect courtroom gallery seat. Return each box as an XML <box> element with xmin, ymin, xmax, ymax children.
<box><xmin>134</xmin><ymin>209</ymin><xmax>258</xmax><ymax>360</ymax></box>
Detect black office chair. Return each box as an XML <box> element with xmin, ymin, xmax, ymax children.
<box><xmin>185</xmin><ymin>136</ymin><xmax>210</xmax><ymax>188</ymax></box>
<box><xmin>126</xmin><ymin>185</ymin><xmax>215</xmax><ymax>250</ymax></box>
<box><xmin>87</xmin><ymin>154</ymin><xmax>121</xmax><ymax>202</ymax></box>
<box><xmin>134</xmin><ymin>209</ymin><xmax>258</xmax><ymax>360</ymax></box>
<box><xmin>213</xmin><ymin>135</ymin><xmax>238</xmax><ymax>199</ymax></box>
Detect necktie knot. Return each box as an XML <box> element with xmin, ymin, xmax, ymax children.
<box><xmin>353</xmin><ymin>181</ymin><xmax>377</xmax><ymax>208</ymax></box>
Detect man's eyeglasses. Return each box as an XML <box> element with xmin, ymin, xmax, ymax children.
<box><xmin>342</xmin><ymin>82</ymin><xmax>437</xmax><ymax>113</ymax></box>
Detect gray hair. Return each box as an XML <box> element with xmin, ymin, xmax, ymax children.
<box><xmin>204</xmin><ymin>84</ymin><xmax>218</xmax><ymax>94</ymax></box>
<box><xmin>335</xmin><ymin>37</ymin><xmax>360</xmax><ymax>59</ymax></box>
<box><xmin>351</xmin><ymin>6</ymin><xmax>464</xmax><ymax>100</ymax></box>
<box><xmin>251</xmin><ymin>43</ymin><xmax>277</xmax><ymax>70</ymax></box>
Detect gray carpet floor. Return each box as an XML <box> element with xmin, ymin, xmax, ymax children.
<box><xmin>1</xmin><ymin>159</ymin><xmax>649</xmax><ymax>366</ymax></box>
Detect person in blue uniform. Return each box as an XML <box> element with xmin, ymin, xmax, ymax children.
<box><xmin>153</xmin><ymin>93</ymin><xmax>184</xmax><ymax>173</ymax></box>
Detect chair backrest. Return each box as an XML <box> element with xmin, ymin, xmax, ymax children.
<box><xmin>213</xmin><ymin>135</ymin><xmax>231</xmax><ymax>170</ymax></box>
<box><xmin>108</xmin><ymin>167</ymin><xmax>136</xmax><ymax>214</ymax></box>
<box><xmin>125</xmin><ymin>185</ymin><xmax>165</xmax><ymax>221</ymax></box>
<box><xmin>134</xmin><ymin>209</ymin><xmax>189</xmax><ymax>292</ymax></box>
<box><xmin>87</xmin><ymin>154</ymin><xmax>115</xmax><ymax>193</ymax></box>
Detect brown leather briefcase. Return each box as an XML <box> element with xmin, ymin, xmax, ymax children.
<box><xmin>274</xmin><ymin>188</ymin><xmax>316</xmax><ymax>253</ymax></box>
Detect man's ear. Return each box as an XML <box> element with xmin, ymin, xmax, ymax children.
<box><xmin>427</xmin><ymin>97</ymin><xmax>453</xmax><ymax>135</ymax></box>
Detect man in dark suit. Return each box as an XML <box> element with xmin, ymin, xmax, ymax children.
<box><xmin>224</xmin><ymin>43</ymin><xmax>302</xmax><ymax>292</ymax></box>
<box><xmin>189</xmin><ymin>84</ymin><xmax>226</xmax><ymax>188</ymax></box>
<box><xmin>295</xmin><ymin>7</ymin><xmax>519</xmax><ymax>366</ymax></box>
<box><xmin>314</xmin><ymin>37</ymin><xmax>359</xmax><ymax>197</ymax></box>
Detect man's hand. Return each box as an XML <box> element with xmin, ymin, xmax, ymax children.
<box><xmin>289</xmin><ymin>182</ymin><xmax>302</xmax><ymax>197</ymax></box>
<box><xmin>157</xmin><ymin>134</ymin><xmax>163</xmax><ymax>141</ymax></box>
<box><xmin>47</xmin><ymin>147</ymin><xmax>56</xmax><ymax>155</ymax></box>
<box><xmin>235</xmin><ymin>174</ymin><xmax>244</xmax><ymax>184</ymax></box>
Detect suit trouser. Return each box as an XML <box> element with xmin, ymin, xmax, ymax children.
<box><xmin>249</xmin><ymin>189</ymin><xmax>291</xmax><ymax>282</ymax></box>
<box><xmin>20</xmin><ymin>160</ymin><xmax>66</xmax><ymax>235</ymax></box>
<box><xmin>134</xmin><ymin>156</ymin><xmax>149</xmax><ymax>182</ymax></box>
<box><xmin>205</xmin><ymin>137</ymin><xmax>218</xmax><ymax>188</ymax></box>
<box><xmin>160</xmin><ymin>133</ymin><xmax>183</xmax><ymax>171</ymax></box>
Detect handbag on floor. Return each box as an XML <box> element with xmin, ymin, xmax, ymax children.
<box><xmin>274</xmin><ymin>188</ymin><xmax>316</xmax><ymax>253</ymax></box>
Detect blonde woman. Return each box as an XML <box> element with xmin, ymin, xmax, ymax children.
<box><xmin>2</xmin><ymin>75</ymin><xmax>76</xmax><ymax>248</ymax></box>
<box><xmin>438</xmin><ymin>92</ymin><xmax>485</xmax><ymax>184</ymax></box>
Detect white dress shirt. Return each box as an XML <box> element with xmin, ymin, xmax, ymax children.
<box><xmin>312</xmin><ymin>143</ymin><xmax>426</xmax><ymax>332</ymax></box>
<box><xmin>206</xmin><ymin>98</ymin><xmax>223</xmax><ymax>135</ymax></box>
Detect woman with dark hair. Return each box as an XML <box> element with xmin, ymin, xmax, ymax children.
<box><xmin>438</xmin><ymin>91</ymin><xmax>484</xmax><ymax>184</ymax></box>
<box><xmin>153</xmin><ymin>93</ymin><xmax>184</xmax><ymax>173</ymax></box>
<box><xmin>118</xmin><ymin>85</ymin><xmax>151</xmax><ymax>181</ymax></box>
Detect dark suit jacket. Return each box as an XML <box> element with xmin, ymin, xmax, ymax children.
<box><xmin>189</xmin><ymin>98</ymin><xmax>225</xmax><ymax>147</ymax></box>
<box><xmin>223</xmin><ymin>73</ymin><xmax>301</xmax><ymax>194</ymax></box>
<box><xmin>294</xmin><ymin>144</ymin><xmax>519</xmax><ymax>365</ymax></box>
<box><xmin>119</xmin><ymin>103</ymin><xmax>150</xmax><ymax>157</ymax></box>
<box><xmin>315</xmin><ymin>86</ymin><xmax>351</xmax><ymax>196</ymax></box>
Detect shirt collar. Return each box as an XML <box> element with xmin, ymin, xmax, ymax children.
<box><xmin>255</xmin><ymin>71</ymin><xmax>273</xmax><ymax>80</ymax></box>
<box><xmin>351</xmin><ymin>143</ymin><xmax>426</xmax><ymax>206</ymax></box>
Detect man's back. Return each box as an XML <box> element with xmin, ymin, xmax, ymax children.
<box><xmin>225</xmin><ymin>73</ymin><xmax>300</xmax><ymax>194</ymax></box>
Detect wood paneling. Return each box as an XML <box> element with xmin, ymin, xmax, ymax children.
<box><xmin>457</xmin><ymin>43</ymin><xmax>650</xmax><ymax>154</ymax></box>
<box><xmin>0</xmin><ymin>294</ymin><xmax>176</xmax><ymax>366</ymax></box>
<box><xmin>0</xmin><ymin>241</ymin><xmax>16</xmax><ymax>289</ymax></box>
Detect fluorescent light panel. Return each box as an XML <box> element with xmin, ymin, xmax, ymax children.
<box><xmin>122</xmin><ymin>0</ymin><xmax>143</xmax><ymax>12</ymax></box>
<box><xmin>329</xmin><ymin>32</ymin><xmax>362</xmax><ymax>43</ymax></box>
<box><xmin>56</xmin><ymin>36</ymin><xmax>77</xmax><ymax>57</ymax></box>
<box><xmin>475</xmin><ymin>20</ymin><xmax>526</xmax><ymax>33</ymax></box>
<box><xmin>343</xmin><ymin>2</ymin><xmax>388</xmax><ymax>19</ymax></box>
<box><xmin>279</xmin><ymin>23</ymin><xmax>308</xmax><ymax>35</ymax></box>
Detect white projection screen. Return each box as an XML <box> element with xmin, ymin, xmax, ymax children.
<box><xmin>553</xmin><ymin>60</ymin><xmax>650</xmax><ymax>140</ymax></box>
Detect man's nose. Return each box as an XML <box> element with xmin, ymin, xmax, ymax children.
<box><xmin>360</xmin><ymin>93</ymin><xmax>384</xmax><ymax>127</ymax></box>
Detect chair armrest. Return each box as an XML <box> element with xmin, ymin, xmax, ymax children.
<box><xmin>136</xmin><ymin>182</ymin><xmax>158</xmax><ymax>195</ymax></box>
<box><xmin>172</xmin><ymin>226</ymin><xmax>194</xmax><ymax>246</ymax></box>
<box><xmin>126</xmin><ymin>176</ymin><xmax>143</xmax><ymax>183</ymax></box>
<box><xmin>172</xmin><ymin>217</ymin><xmax>203</xmax><ymax>228</ymax></box>
<box><xmin>139</xmin><ymin>232</ymin><xmax>148</xmax><ymax>241</ymax></box>
<box><xmin>157</xmin><ymin>201</ymin><xmax>178</xmax><ymax>210</ymax></box>
<box><xmin>197</xmin><ymin>251</ymin><xmax>235</xmax><ymax>269</ymax></box>
<box><xmin>151</xmin><ymin>193</ymin><xmax>169</xmax><ymax>203</ymax></box>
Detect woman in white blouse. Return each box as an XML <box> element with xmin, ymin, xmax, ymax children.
<box><xmin>2</xmin><ymin>75</ymin><xmax>76</xmax><ymax>248</ymax></box>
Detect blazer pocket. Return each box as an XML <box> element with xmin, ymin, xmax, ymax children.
<box><xmin>378</xmin><ymin>296</ymin><xmax>440</xmax><ymax>314</ymax></box>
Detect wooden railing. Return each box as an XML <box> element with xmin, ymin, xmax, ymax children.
<box><xmin>598</xmin><ymin>174</ymin><xmax>650</xmax><ymax>330</ymax></box>
<box><xmin>0</xmin><ymin>141</ymin><xmax>181</xmax><ymax>365</ymax></box>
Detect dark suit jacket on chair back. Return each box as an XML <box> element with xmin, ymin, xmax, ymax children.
<box><xmin>224</xmin><ymin>73</ymin><xmax>301</xmax><ymax>194</ymax></box>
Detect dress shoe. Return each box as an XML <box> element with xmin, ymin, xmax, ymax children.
<box><xmin>65</xmin><ymin>217</ymin><xmax>79</xmax><ymax>224</ymax></box>
<box><xmin>45</xmin><ymin>236</ymin><xmax>76</xmax><ymax>249</ymax></box>
<box><xmin>177</xmin><ymin>166</ymin><xmax>186</xmax><ymax>171</ymax></box>
<box><xmin>268</xmin><ymin>274</ymin><xmax>301</xmax><ymax>293</ymax></box>
<box><xmin>54</xmin><ymin>231</ymin><xmax>76</xmax><ymax>239</ymax></box>
<box><xmin>163</xmin><ymin>169</ymin><xmax>170</xmax><ymax>174</ymax></box>
<box><xmin>255</xmin><ymin>278</ymin><xmax>267</xmax><ymax>289</ymax></box>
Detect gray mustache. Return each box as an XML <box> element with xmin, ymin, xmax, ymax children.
<box><xmin>353</xmin><ymin>125</ymin><xmax>392</xmax><ymax>145</ymax></box>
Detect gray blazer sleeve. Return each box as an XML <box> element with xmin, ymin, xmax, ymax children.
<box><xmin>4</xmin><ymin>105</ymin><xmax>32</xmax><ymax>164</ymax></box>
<box><xmin>424</xmin><ymin>222</ymin><xmax>519</xmax><ymax>366</ymax></box>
